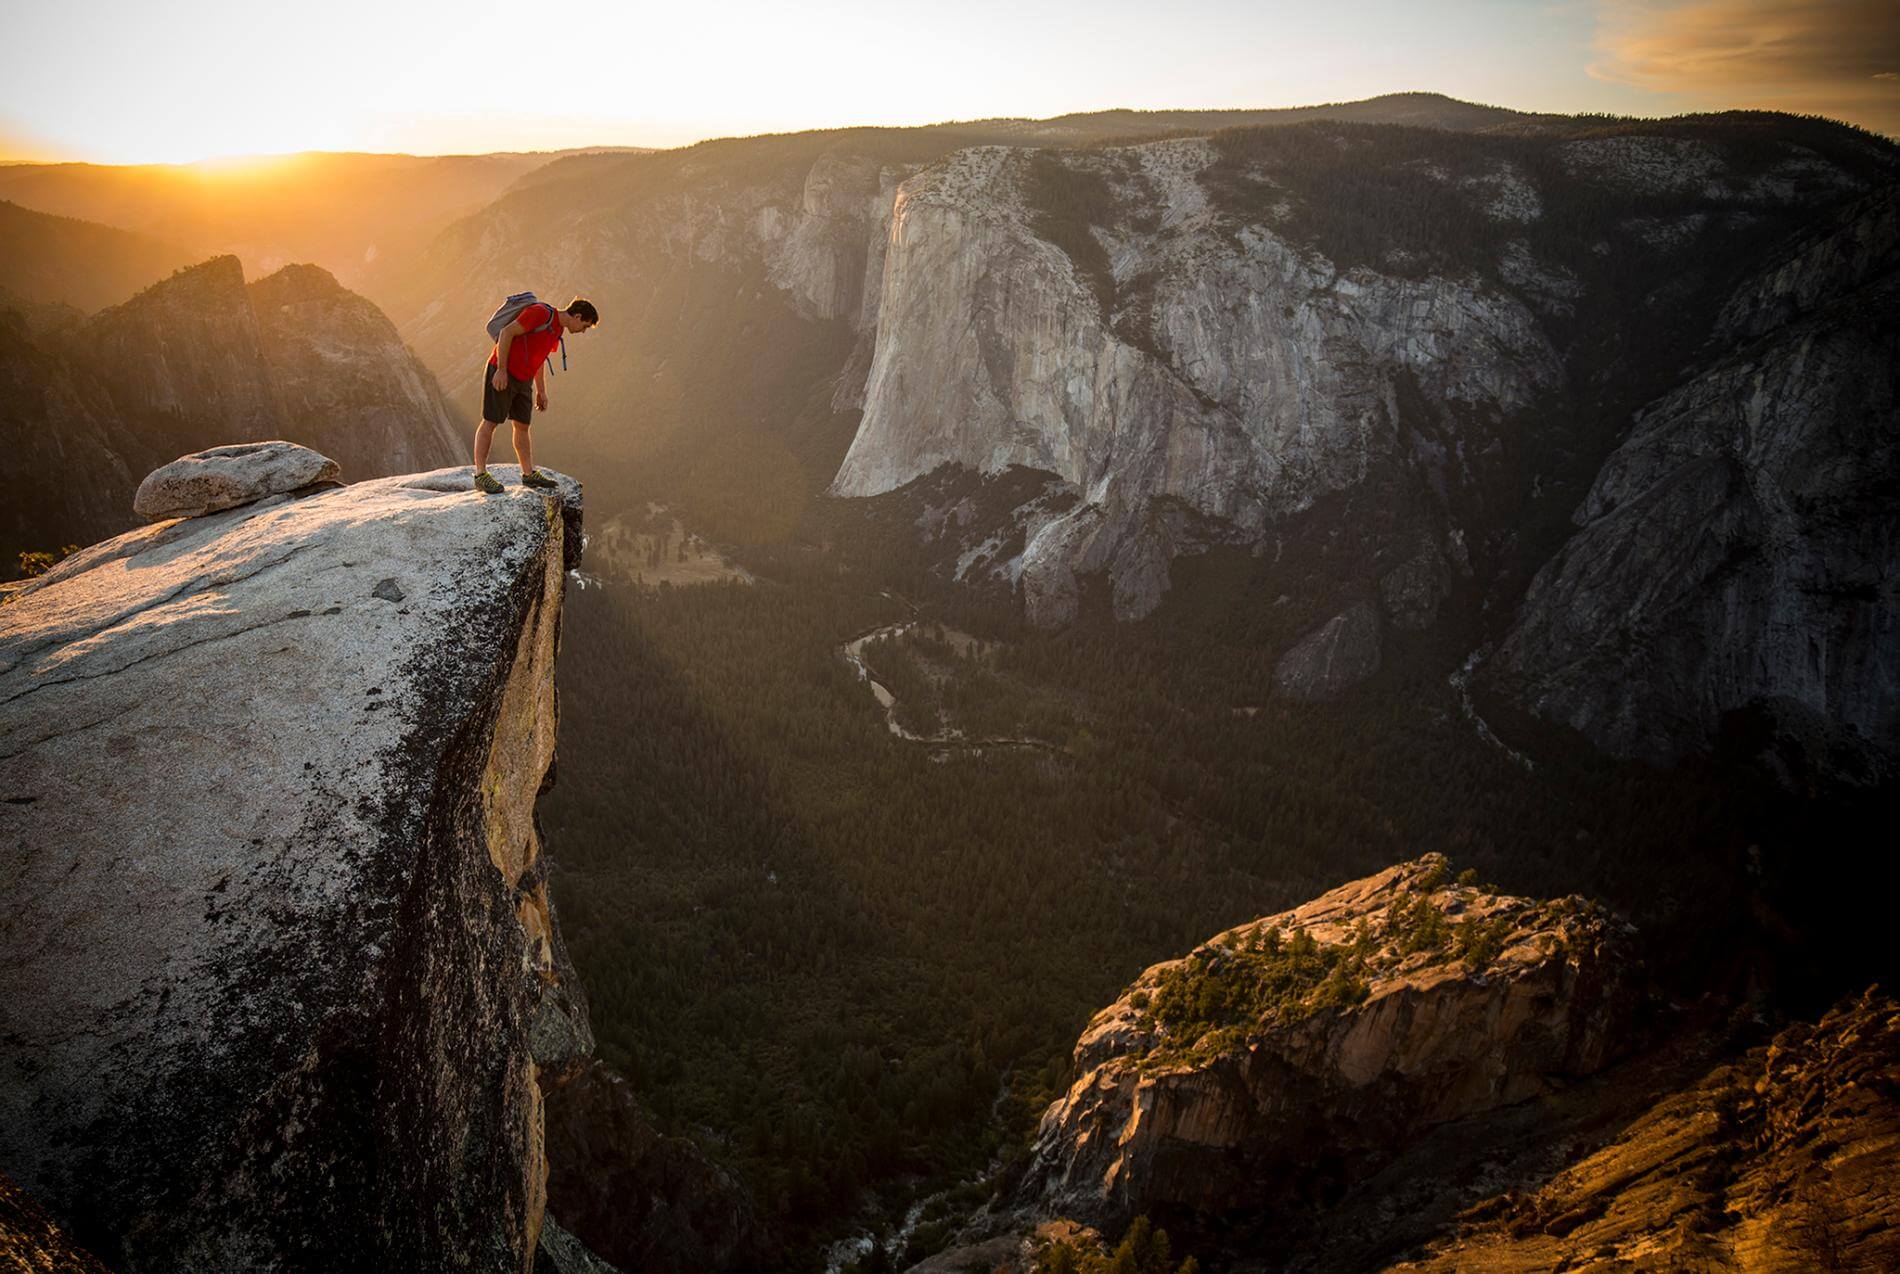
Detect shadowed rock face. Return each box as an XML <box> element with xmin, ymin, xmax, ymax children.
<box><xmin>77</xmin><ymin>255</ymin><xmax>283</xmax><ymax>455</ymax></box>
<box><xmin>0</xmin><ymin>465</ymin><xmax>585</xmax><ymax>1271</ymax></box>
<box><xmin>1018</xmin><ymin>857</ymin><xmax>1642</xmax><ymax>1234</ymax></box>
<box><xmin>1274</xmin><ymin>600</ymin><xmax>1382</xmax><ymax>702</ymax></box>
<box><xmin>1398</xmin><ymin>989</ymin><xmax>1900</xmax><ymax>1273</ymax></box>
<box><xmin>543</xmin><ymin>1061</ymin><xmax>758</xmax><ymax>1272</ymax></box>
<box><xmin>0</xmin><ymin>309</ymin><xmax>140</xmax><ymax>571</ymax></box>
<box><xmin>1482</xmin><ymin>186</ymin><xmax>1900</xmax><ymax>782</ymax></box>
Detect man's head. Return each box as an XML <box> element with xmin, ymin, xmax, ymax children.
<box><xmin>561</xmin><ymin>297</ymin><xmax>599</xmax><ymax>334</ymax></box>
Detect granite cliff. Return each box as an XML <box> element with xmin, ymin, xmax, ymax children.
<box><xmin>1480</xmin><ymin>183</ymin><xmax>1900</xmax><ymax>782</ymax></box>
<box><xmin>0</xmin><ymin>454</ymin><xmax>587</xmax><ymax>1269</ymax></box>
<box><xmin>830</xmin><ymin>139</ymin><xmax>1559</xmax><ymax>625</ymax></box>
<box><xmin>834</xmin><ymin>121</ymin><xmax>1895</xmax><ymax>630</ymax></box>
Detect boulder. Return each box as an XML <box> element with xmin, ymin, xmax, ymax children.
<box><xmin>132</xmin><ymin>440</ymin><xmax>341</xmax><ymax>521</ymax></box>
<box><xmin>0</xmin><ymin>463</ymin><xmax>585</xmax><ymax>1271</ymax></box>
<box><xmin>1273</xmin><ymin>600</ymin><xmax>1382</xmax><ymax>701</ymax></box>
<box><xmin>1018</xmin><ymin>856</ymin><xmax>1642</xmax><ymax>1232</ymax></box>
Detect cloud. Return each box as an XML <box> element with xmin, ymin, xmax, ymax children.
<box><xmin>1591</xmin><ymin>0</ymin><xmax>1900</xmax><ymax>134</ymax></box>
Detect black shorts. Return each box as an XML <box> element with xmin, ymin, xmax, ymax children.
<box><xmin>482</xmin><ymin>367</ymin><xmax>534</xmax><ymax>425</ymax></box>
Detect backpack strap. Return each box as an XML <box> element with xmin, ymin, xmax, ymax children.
<box><xmin>536</xmin><ymin>303</ymin><xmax>562</xmax><ymax>375</ymax></box>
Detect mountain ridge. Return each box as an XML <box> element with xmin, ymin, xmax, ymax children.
<box><xmin>0</xmin><ymin>254</ymin><xmax>463</xmax><ymax>575</ymax></box>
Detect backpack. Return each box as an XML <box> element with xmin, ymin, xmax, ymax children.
<box><xmin>484</xmin><ymin>291</ymin><xmax>568</xmax><ymax>373</ymax></box>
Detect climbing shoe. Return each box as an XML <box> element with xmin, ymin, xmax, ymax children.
<box><xmin>521</xmin><ymin>469</ymin><xmax>558</xmax><ymax>490</ymax></box>
<box><xmin>473</xmin><ymin>470</ymin><xmax>504</xmax><ymax>495</ymax></box>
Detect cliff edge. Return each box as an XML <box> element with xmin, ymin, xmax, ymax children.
<box><xmin>0</xmin><ymin>460</ymin><xmax>588</xmax><ymax>1271</ymax></box>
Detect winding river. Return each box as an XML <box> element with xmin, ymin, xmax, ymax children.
<box><xmin>839</xmin><ymin>624</ymin><xmax>1057</xmax><ymax>753</ymax></box>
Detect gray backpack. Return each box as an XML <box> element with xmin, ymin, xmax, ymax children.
<box><xmin>485</xmin><ymin>292</ymin><xmax>567</xmax><ymax>372</ymax></box>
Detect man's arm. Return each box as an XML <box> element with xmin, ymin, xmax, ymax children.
<box><xmin>534</xmin><ymin>361</ymin><xmax>549</xmax><ymax>410</ymax></box>
<box><xmin>492</xmin><ymin>319</ymin><xmax>526</xmax><ymax>388</ymax></box>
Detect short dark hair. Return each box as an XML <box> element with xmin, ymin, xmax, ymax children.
<box><xmin>565</xmin><ymin>297</ymin><xmax>599</xmax><ymax>324</ymax></box>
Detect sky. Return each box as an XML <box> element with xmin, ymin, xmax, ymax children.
<box><xmin>2</xmin><ymin>0</ymin><xmax>1896</xmax><ymax>164</ymax></box>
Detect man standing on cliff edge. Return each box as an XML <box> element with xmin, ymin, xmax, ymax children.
<box><xmin>474</xmin><ymin>296</ymin><xmax>599</xmax><ymax>494</ymax></box>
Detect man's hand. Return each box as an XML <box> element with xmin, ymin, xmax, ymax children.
<box><xmin>491</xmin><ymin>366</ymin><xmax>509</xmax><ymax>392</ymax></box>
<box><xmin>536</xmin><ymin>388</ymin><xmax>550</xmax><ymax>412</ymax></box>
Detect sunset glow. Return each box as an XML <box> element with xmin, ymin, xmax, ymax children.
<box><xmin>6</xmin><ymin>0</ymin><xmax>1894</xmax><ymax>165</ymax></box>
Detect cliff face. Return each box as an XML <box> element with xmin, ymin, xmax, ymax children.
<box><xmin>0</xmin><ymin>310</ymin><xmax>143</xmax><ymax>571</ymax></box>
<box><xmin>0</xmin><ymin>463</ymin><xmax>587</xmax><ymax>1270</ymax></box>
<box><xmin>1018</xmin><ymin>857</ymin><xmax>1641</xmax><ymax>1232</ymax></box>
<box><xmin>831</xmin><ymin>141</ymin><xmax>1557</xmax><ymax>623</ymax></box>
<box><xmin>1481</xmin><ymin>186</ymin><xmax>1900</xmax><ymax>780</ymax></box>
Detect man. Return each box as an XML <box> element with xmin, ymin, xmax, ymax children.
<box><xmin>473</xmin><ymin>296</ymin><xmax>599</xmax><ymax>493</ymax></box>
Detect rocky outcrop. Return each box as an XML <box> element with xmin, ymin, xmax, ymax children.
<box><xmin>1483</xmin><ymin>184</ymin><xmax>1900</xmax><ymax>782</ymax></box>
<box><xmin>1018</xmin><ymin>856</ymin><xmax>1641</xmax><ymax>1231</ymax></box>
<box><xmin>0</xmin><ymin>463</ymin><xmax>586</xmax><ymax>1270</ymax></box>
<box><xmin>543</xmin><ymin>1060</ymin><xmax>758</xmax><ymax>1272</ymax></box>
<box><xmin>1274</xmin><ymin>600</ymin><xmax>1382</xmax><ymax>701</ymax></box>
<box><xmin>133</xmin><ymin>440</ymin><xmax>341</xmax><ymax>520</ymax></box>
<box><xmin>248</xmin><ymin>262</ymin><xmax>466</xmax><ymax>482</ymax></box>
<box><xmin>1399</xmin><ymin>988</ymin><xmax>1900</xmax><ymax>1272</ymax></box>
<box><xmin>1</xmin><ymin>1169</ymin><xmax>111</xmax><ymax>1274</ymax></box>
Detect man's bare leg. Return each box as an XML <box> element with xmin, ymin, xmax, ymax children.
<box><xmin>474</xmin><ymin>418</ymin><xmax>500</xmax><ymax>472</ymax></box>
<box><xmin>512</xmin><ymin>420</ymin><xmax>534</xmax><ymax>476</ymax></box>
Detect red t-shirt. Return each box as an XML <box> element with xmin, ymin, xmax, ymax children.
<box><xmin>488</xmin><ymin>303</ymin><xmax>562</xmax><ymax>381</ymax></box>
